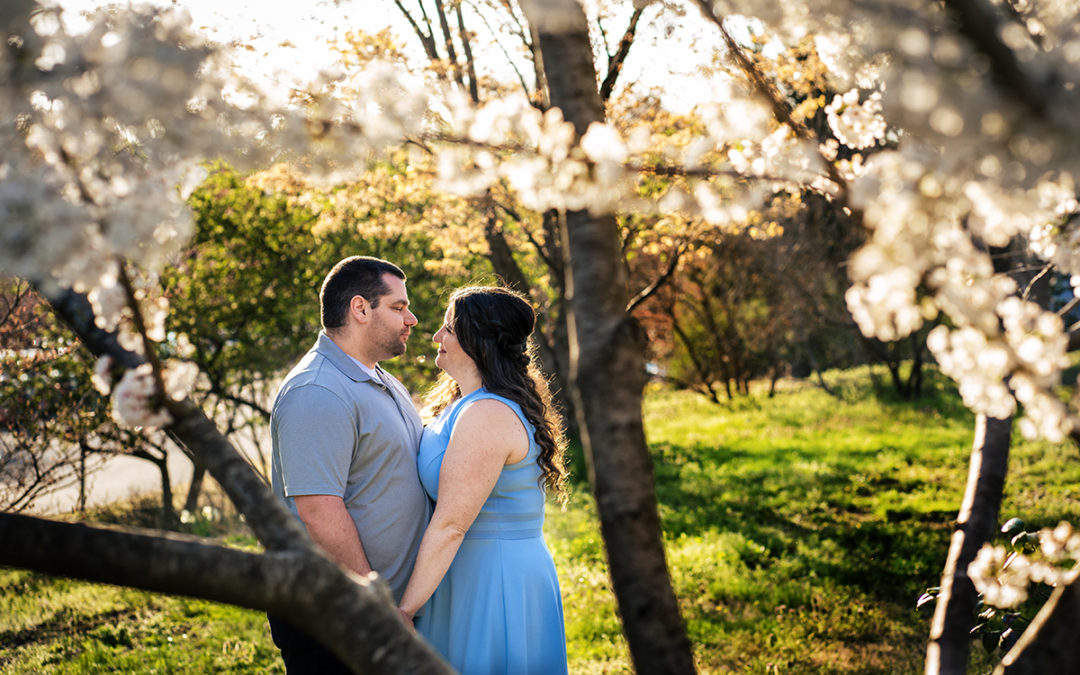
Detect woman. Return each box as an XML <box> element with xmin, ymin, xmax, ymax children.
<box><xmin>397</xmin><ymin>286</ymin><xmax>569</xmax><ymax>675</ymax></box>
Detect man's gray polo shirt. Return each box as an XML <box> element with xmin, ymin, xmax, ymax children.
<box><xmin>270</xmin><ymin>332</ymin><xmax>431</xmax><ymax>601</ymax></box>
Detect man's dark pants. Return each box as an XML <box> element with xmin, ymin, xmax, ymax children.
<box><xmin>267</xmin><ymin>614</ymin><xmax>352</xmax><ymax>674</ymax></box>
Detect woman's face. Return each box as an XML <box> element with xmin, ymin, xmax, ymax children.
<box><xmin>433</xmin><ymin>307</ymin><xmax>473</xmax><ymax>376</ymax></box>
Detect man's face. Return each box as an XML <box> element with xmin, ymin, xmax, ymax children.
<box><xmin>367</xmin><ymin>274</ymin><xmax>418</xmax><ymax>362</ymax></box>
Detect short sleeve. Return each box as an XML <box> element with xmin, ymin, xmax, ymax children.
<box><xmin>274</xmin><ymin>384</ymin><xmax>357</xmax><ymax>498</ymax></box>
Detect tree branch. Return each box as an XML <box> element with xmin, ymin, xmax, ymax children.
<box><xmin>998</xmin><ymin>569</ymin><xmax>1080</xmax><ymax>673</ymax></box>
<box><xmin>393</xmin><ymin>0</ymin><xmax>440</xmax><ymax>60</ymax></box>
<box><xmin>0</xmin><ymin>512</ymin><xmax>452</xmax><ymax>674</ymax></box>
<box><xmin>35</xmin><ymin>283</ymin><xmax>305</xmax><ymax>552</ymax></box>
<box><xmin>940</xmin><ymin>0</ymin><xmax>1049</xmax><ymax>121</ymax></box>
<box><xmin>599</xmin><ymin>6</ymin><xmax>644</xmax><ymax>102</ymax></box>
<box><xmin>626</xmin><ymin>243</ymin><xmax>683</xmax><ymax>314</ymax></box>
<box><xmin>455</xmin><ymin>2</ymin><xmax>481</xmax><ymax>103</ymax></box>
<box><xmin>434</xmin><ymin>0</ymin><xmax>466</xmax><ymax>89</ymax></box>
<box><xmin>690</xmin><ymin>1</ymin><xmax>854</xmax><ymax>210</ymax></box>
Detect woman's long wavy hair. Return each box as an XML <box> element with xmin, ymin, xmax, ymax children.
<box><xmin>423</xmin><ymin>286</ymin><xmax>568</xmax><ymax>503</ymax></box>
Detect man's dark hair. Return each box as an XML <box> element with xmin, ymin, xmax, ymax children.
<box><xmin>319</xmin><ymin>256</ymin><xmax>406</xmax><ymax>331</ymax></box>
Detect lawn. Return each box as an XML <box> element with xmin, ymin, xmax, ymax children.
<box><xmin>4</xmin><ymin>367</ymin><xmax>1080</xmax><ymax>673</ymax></box>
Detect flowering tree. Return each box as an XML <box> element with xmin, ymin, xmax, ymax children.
<box><xmin>5</xmin><ymin>0</ymin><xmax>1080</xmax><ymax>672</ymax></box>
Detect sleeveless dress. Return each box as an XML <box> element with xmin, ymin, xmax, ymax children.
<box><xmin>414</xmin><ymin>388</ymin><xmax>568</xmax><ymax>675</ymax></box>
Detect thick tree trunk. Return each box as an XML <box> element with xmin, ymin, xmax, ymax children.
<box><xmin>998</xmin><ymin>570</ymin><xmax>1080</xmax><ymax>673</ymax></box>
<box><xmin>520</xmin><ymin>2</ymin><xmax>696</xmax><ymax>673</ymax></box>
<box><xmin>37</xmin><ymin>285</ymin><xmax>451</xmax><ymax>674</ymax></box>
<box><xmin>926</xmin><ymin>414</ymin><xmax>1012</xmax><ymax>675</ymax></box>
<box><xmin>0</xmin><ymin>513</ymin><xmax>450</xmax><ymax>674</ymax></box>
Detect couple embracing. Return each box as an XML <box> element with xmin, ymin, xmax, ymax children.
<box><xmin>268</xmin><ymin>256</ymin><xmax>569</xmax><ymax>675</ymax></box>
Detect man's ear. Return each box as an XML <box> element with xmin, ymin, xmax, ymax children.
<box><xmin>350</xmin><ymin>295</ymin><xmax>369</xmax><ymax>324</ymax></box>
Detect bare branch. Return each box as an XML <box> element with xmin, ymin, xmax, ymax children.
<box><xmin>456</xmin><ymin>2</ymin><xmax>481</xmax><ymax>103</ymax></box>
<box><xmin>1020</xmin><ymin>262</ymin><xmax>1053</xmax><ymax>302</ymax></box>
<box><xmin>626</xmin><ymin>242</ymin><xmax>684</xmax><ymax>314</ymax></box>
<box><xmin>600</xmin><ymin>7</ymin><xmax>645</xmax><ymax>102</ymax></box>
<box><xmin>394</xmin><ymin>0</ymin><xmax>441</xmax><ymax>60</ymax></box>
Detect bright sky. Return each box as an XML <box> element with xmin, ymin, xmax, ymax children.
<box><xmin>54</xmin><ymin>0</ymin><xmax>730</xmax><ymax>109</ymax></box>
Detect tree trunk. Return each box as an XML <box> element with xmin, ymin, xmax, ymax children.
<box><xmin>185</xmin><ymin>459</ymin><xmax>206</xmax><ymax>512</ymax></box>
<box><xmin>926</xmin><ymin>414</ymin><xmax>1012</xmax><ymax>674</ymax></box>
<box><xmin>157</xmin><ymin>456</ymin><xmax>176</xmax><ymax>528</ymax></box>
<box><xmin>78</xmin><ymin>440</ymin><xmax>89</xmax><ymax>514</ymax></box>
<box><xmin>521</xmin><ymin>2</ymin><xmax>696</xmax><ymax>673</ymax></box>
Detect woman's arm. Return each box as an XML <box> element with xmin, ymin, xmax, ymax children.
<box><xmin>397</xmin><ymin>399</ymin><xmax>528</xmax><ymax>618</ymax></box>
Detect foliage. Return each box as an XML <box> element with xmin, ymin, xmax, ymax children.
<box><xmin>201</xmin><ymin>159</ymin><xmax>493</xmax><ymax>391</ymax></box>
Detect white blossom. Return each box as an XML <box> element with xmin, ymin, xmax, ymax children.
<box><xmin>825</xmin><ymin>89</ymin><xmax>887</xmax><ymax>149</ymax></box>
<box><xmin>91</xmin><ymin>355</ymin><xmax>113</xmax><ymax>395</ymax></box>
<box><xmin>111</xmin><ymin>363</ymin><xmax>172</xmax><ymax>428</ymax></box>
<box><xmin>969</xmin><ymin>544</ymin><xmax>1028</xmax><ymax>608</ymax></box>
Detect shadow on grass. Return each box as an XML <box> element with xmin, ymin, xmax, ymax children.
<box><xmin>0</xmin><ymin>599</ymin><xmax>139</xmax><ymax>651</ymax></box>
<box><xmin>650</xmin><ymin>439</ymin><xmax>956</xmax><ymax>608</ymax></box>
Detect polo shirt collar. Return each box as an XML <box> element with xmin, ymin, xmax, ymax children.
<box><xmin>315</xmin><ymin>331</ymin><xmax>376</xmax><ymax>383</ymax></box>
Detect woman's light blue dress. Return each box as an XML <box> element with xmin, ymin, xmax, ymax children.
<box><xmin>415</xmin><ymin>388</ymin><xmax>568</xmax><ymax>675</ymax></box>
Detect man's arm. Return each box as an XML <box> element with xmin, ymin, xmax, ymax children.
<box><xmin>294</xmin><ymin>494</ymin><xmax>372</xmax><ymax>577</ymax></box>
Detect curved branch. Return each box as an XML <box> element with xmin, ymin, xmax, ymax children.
<box><xmin>394</xmin><ymin>0</ymin><xmax>440</xmax><ymax>60</ymax></box>
<box><xmin>0</xmin><ymin>512</ymin><xmax>452</xmax><ymax>675</ymax></box>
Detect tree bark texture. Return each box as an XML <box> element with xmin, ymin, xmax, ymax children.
<box><xmin>34</xmin><ymin>285</ymin><xmax>452</xmax><ymax>675</ymax></box>
<box><xmin>998</xmin><ymin>570</ymin><xmax>1080</xmax><ymax>674</ymax></box>
<box><xmin>926</xmin><ymin>414</ymin><xmax>1012</xmax><ymax>675</ymax></box>
<box><xmin>0</xmin><ymin>513</ymin><xmax>451</xmax><ymax>675</ymax></box>
<box><xmin>520</xmin><ymin>2</ymin><xmax>697</xmax><ymax>673</ymax></box>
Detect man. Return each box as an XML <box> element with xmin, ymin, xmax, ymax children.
<box><xmin>268</xmin><ymin>256</ymin><xmax>431</xmax><ymax>673</ymax></box>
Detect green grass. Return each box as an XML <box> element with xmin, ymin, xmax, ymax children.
<box><xmin>4</xmin><ymin>365</ymin><xmax>1080</xmax><ymax>673</ymax></box>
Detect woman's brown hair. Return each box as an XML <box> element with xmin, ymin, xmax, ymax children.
<box><xmin>423</xmin><ymin>286</ymin><xmax>568</xmax><ymax>503</ymax></box>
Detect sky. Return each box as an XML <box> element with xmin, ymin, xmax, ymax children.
<box><xmin>53</xmin><ymin>0</ymin><xmax>730</xmax><ymax>109</ymax></box>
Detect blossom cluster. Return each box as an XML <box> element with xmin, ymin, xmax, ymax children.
<box><xmin>969</xmin><ymin>522</ymin><xmax>1080</xmax><ymax>609</ymax></box>
<box><xmin>824</xmin><ymin>89</ymin><xmax>886</xmax><ymax>149</ymax></box>
<box><xmin>92</xmin><ymin>356</ymin><xmax>198</xmax><ymax>429</ymax></box>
